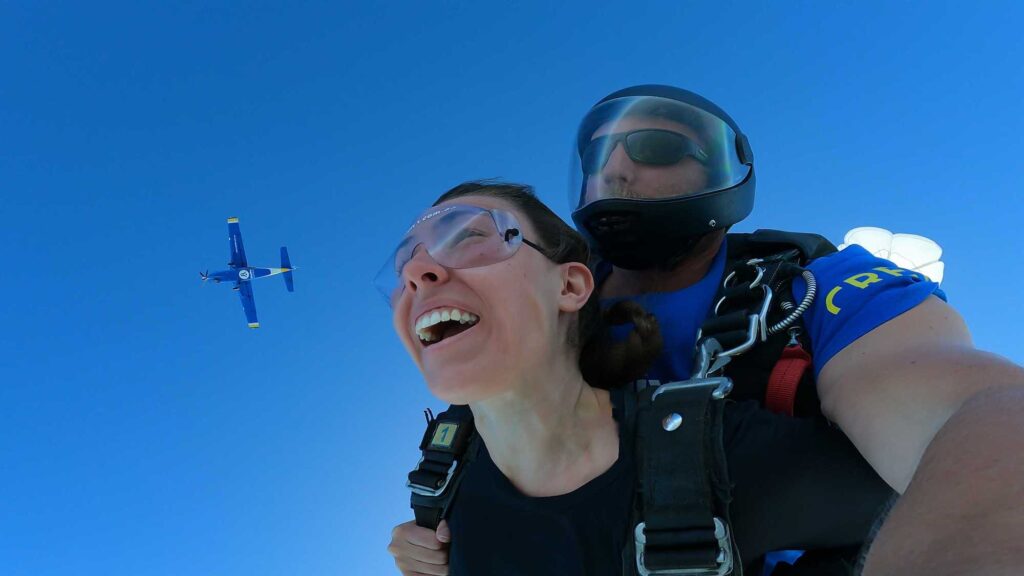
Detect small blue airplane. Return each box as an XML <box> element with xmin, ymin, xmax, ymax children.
<box><xmin>201</xmin><ymin>217</ymin><xmax>295</xmax><ymax>328</ymax></box>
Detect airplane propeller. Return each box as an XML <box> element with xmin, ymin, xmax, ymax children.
<box><xmin>200</xmin><ymin>270</ymin><xmax>209</xmax><ymax>282</ymax></box>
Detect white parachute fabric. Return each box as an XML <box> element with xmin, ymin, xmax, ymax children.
<box><xmin>839</xmin><ymin>227</ymin><xmax>945</xmax><ymax>285</ymax></box>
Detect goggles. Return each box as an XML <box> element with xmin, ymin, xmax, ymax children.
<box><xmin>581</xmin><ymin>129</ymin><xmax>709</xmax><ymax>175</ymax></box>
<box><xmin>374</xmin><ymin>204</ymin><xmax>545</xmax><ymax>305</ymax></box>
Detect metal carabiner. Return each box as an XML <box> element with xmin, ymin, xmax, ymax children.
<box><xmin>722</xmin><ymin>264</ymin><xmax>765</xmax><ymax>290</ymax></box>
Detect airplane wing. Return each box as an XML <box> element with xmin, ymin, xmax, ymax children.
<box><xmin>227</xmin><ymin>217</ymin><xmax>248</xmax><ymax>268</ymax></box>
<box><xmin>238</xmin><ymin>281</ymin><xmax>259</xmax><ymax>328</ymax></box>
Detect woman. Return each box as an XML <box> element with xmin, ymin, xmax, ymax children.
<box><xmin>379</xmin><ymin>181</ymin><xmax>661</xmax><ymax>575</ymax></box>
<box><xmin>381</xmin><ymin>181</ymin><xmax>891</xmax><ymax>575</ymax></box>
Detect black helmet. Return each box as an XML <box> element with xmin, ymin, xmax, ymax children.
<box><xmin>570</xmin><ymin>85</ymin><xmax>755</xmax><ymax>270</ymax></box>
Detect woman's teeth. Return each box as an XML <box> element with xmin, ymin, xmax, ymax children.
<box><xmin>416</xmin><ymin>307</ymin><xmax>479</xmax><ymax>342</ymax></box>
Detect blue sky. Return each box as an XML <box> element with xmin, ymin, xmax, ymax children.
<box><xmin>2</xmin><ymin>2</ymin><xmax>1022</xmax><ymax>575</ymax></box>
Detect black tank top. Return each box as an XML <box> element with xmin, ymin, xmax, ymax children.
<box><xmin>447</xmin><ymin>388</ymin><xmax>892</xmax><ymax>575</ymax></box>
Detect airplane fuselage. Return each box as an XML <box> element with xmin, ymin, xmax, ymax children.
<box><xmin>208</xmin><ymin>267</ymin><xmax>291</xmax><ymax>284</ymax></box>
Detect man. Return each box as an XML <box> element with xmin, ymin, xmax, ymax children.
<box><xmin>389</xmin><ymin>85</ymin><xmax>1024</xmax><ymax>575</ymax></box>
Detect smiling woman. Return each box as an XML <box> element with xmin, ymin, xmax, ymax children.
<box><xmin>380</xmin><ymin>180</ymin><xmax>664</xmax><ymax>575</ymax></box>
<box><xmin>379</xmin><ymin>181</ymin><xmax>662</xmax><ymax>400</ymax></box>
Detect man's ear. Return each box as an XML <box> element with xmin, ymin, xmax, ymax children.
<box><xmin>559</xmin><ymin>262</ymin><xmax>594</xmax><ymax>313</ymax></box>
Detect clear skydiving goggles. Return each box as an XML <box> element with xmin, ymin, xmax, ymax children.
<box><xmin>374</xmin><ymin>204</ymin><xmax>545</xmax><ymax>306</ymax></box>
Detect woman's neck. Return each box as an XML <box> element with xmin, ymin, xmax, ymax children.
<box><xmin>470</xmin><ymin>362</ymin><xmax>620</xmax><ymax>498</ymax></box>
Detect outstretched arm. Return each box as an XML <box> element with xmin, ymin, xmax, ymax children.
<box><xmin>818</xmin><ymin>296</ymin><xmax>1024</xmax><ymax>575</ymax></box>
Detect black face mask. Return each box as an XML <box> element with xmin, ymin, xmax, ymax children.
<box><xmin>581</xmin><ymin>210</ymin><xmax>708</xmax><ymax>270</ymax></box>
<box><xmin>573</xmin><ymin>184</ymin><xmax>752</xmax><ymax>271</ymax></box>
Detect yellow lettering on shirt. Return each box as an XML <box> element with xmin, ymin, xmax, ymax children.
<box><xmin>826</xmin><ymin>267</ymin><xmax>912</xmax><ymax>315</ymax></box>
<box><xmin>874</xmin><ymin>266</ymin><xmax>904</xmax><ymax>277</ymax></box>
<box><xmin>844</xmin><ymin>272</ymin><xmax>883</xmax><ymax>289</ymax></box>
<box><xmin>826</xmin><ymin>286</ymin><xmax>843</xmax><ymax>315</ymax></box>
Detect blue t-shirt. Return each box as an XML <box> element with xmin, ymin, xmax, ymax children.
<box><xmin>606</xmin><ymin>242</ymin><xmax>945</xmax><ymax>383</ymax></box>
<box><xmin>795</xmin><ymin>244</ymin><xmax>946</xmax><ymax>377</ymax></box>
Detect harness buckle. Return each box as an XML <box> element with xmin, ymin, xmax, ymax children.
<box><xmin>713</xmin><ymin>284</ymin><xmax>773</xmax><ymax>359</ymax></box>
<box><xmin>652</xmin><ymin>376</ymin><xmax>734</xmax><ymax>402</ymax></box>
<box><xmin>406</xmin><ymin>457</ymin><xmax>459</xmax><ymax>497</ymax></box>
<box><xmin>634</xmin><ymin>518</ymin><xmax>734</xmax><ymax>576</ymax></box>
<box><xmin>692</xmin><ymin>338</ymin><xmax>723</xmax><ymax>380</ymax></box>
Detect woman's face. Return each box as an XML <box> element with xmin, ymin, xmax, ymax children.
<box><xmin>390</xmin><ymin>195</ymin><xmax>582</xmax><ymax>404</ymax></box>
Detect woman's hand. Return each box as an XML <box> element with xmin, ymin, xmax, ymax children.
<box><xmin>387</xmin><ymin>519</ymin><xmax>451</xmax><ymax>575</ymax></box>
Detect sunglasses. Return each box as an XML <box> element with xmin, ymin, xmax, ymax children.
<box><xmin>374</xmin><ymin>205</ymin><xmax>546</xmax><ymax>306</ymax></box>
<box><xmin>581</xmin><ymin>129</ymin><xmax>709</xmax><ymax>175</ymax></box>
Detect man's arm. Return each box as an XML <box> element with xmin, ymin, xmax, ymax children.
<box><xmin>817</xmin><ymin>295</ymin><xmax>1024</xmax><ymax>575</ymax></box>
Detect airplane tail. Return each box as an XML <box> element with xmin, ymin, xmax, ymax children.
<box><xmin>281</xmin><ymin>247</ymin><xmax>295</xmax><ymax>292</ymax></box>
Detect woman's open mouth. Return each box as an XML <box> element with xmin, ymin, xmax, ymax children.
<box><xmin>415</xmin><ymin>307</ymin><xmax>480</xmax><ymax>348</ymax></box>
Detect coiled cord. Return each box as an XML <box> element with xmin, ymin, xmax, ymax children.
<box><xmin>768</xmin><ymin>269</ymin><xmax>816</xmax><ymax>335</ymax></box>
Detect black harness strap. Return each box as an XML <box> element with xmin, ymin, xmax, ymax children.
<box><xmin>632</xmin><ymin>378</ymin><xmax>737</xmax><ymax>575</ymax></box>
<box><xmin>408</xmin><ymin>405</ymin><xmax>479</xmax><ymax>530</ymax></box>
<box><xmin>727</xmin><ymin>230</ymin><xmax>836</xmax><ymax>262</ymax></box>
<box><xmin>626</xmin><ymin>230</ymin><xmax>836</xmax><ymax>575</ymax></box>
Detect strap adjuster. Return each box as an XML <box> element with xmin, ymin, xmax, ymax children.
<box><xmin>651</xmin><ymin>376</ymin><xmax>733</xmax><ymax>402</ymax></box>
<box><xmin>634</xmin><ymin>518</ymin><xmax>734</xmax><ymax>576</ymax></box>
<box><xmin>407</xmin><ymin>457</ymin><xmax>459</xmax><ymax>497</ymax></box>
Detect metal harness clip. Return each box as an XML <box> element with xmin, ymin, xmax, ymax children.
<box><xmin>634</xmin><ymin>518</ymin><xmax>734</xmax><ymax>576</ymax></box>
<box><xmin>406</xmin><ymin>457</ymin><xmax>459</xmax><ymax>497</ymax></box>
<box><xmin>652</xmin><ymin>376</ymin><xmax>734</xmax><ymax>402</ymax></box>
<box><xmin>710</xmin><ymin>284</ymin><xmax>774</xmax><ymax>360</ymax></box>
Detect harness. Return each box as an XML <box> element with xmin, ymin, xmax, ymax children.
<box><xmin>406</xmin><ymin>230</ymin><xmax>870</xmax><ymax>576</ymax></box>
<box><xmin>408</xmin><ymin>404</ymin><xmax>480</xmax><ymax>531</ymax></box>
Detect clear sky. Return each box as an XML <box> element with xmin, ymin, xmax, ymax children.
<box><xmin>2</xmin><ymin>2</ymin><xmax>1022</xmax><ymax>575</ymax></box>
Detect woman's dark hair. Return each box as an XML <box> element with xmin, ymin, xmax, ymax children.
<box><xmin>433</xmin><ymin>180</ymin><xmax>663</xmax><ymax>389</ymax></box>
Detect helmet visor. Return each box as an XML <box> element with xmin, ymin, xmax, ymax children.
<box><xmin>570</xmin><ymin>95</ymin><xmax>751</xmax><ymax>210</ymax></box>
<box><xmin>374</xmin><ymin>205</ymin><xmax>526</xmax><ymax>305</ymax></box>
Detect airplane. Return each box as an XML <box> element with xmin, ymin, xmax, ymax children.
<box><xmin>200</xmin><ymin>217</ymin><xmax>295</xmax><ymax>328</ymax></box>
